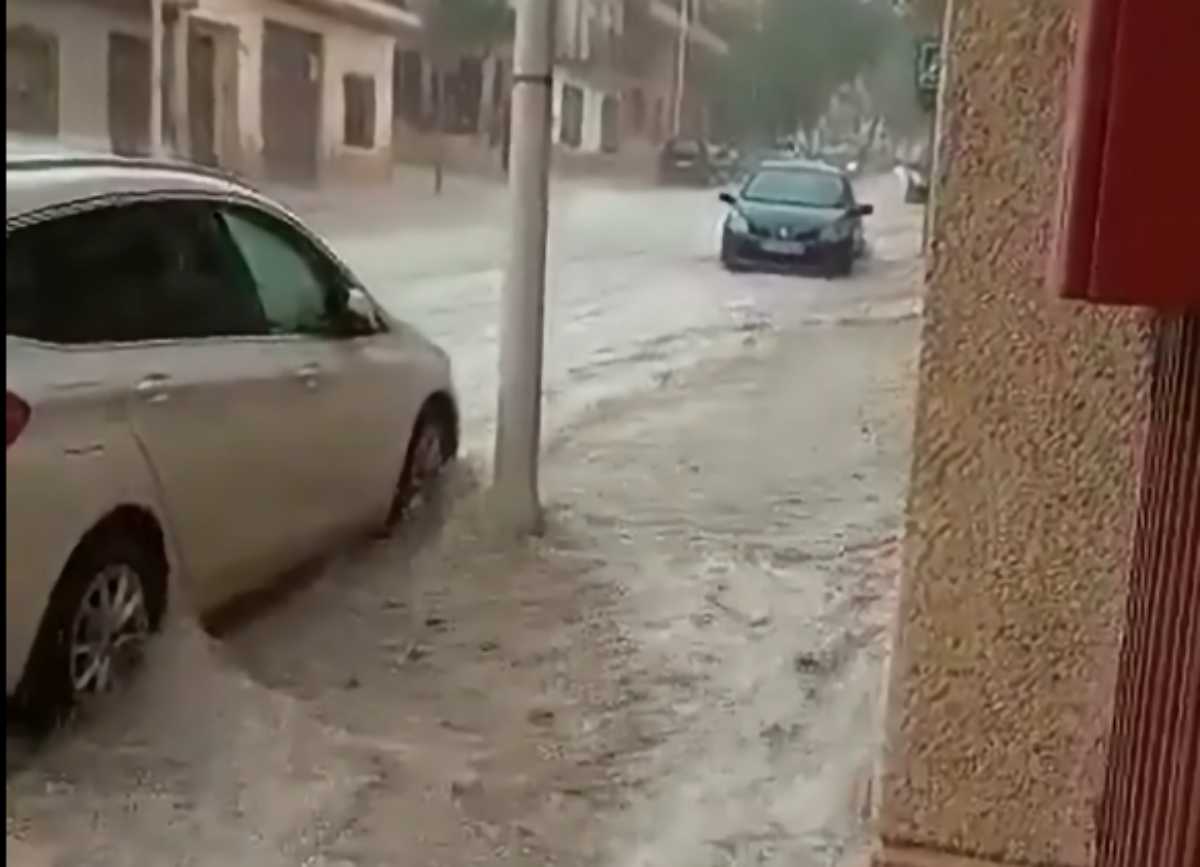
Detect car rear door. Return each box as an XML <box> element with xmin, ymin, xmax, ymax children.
<box><xmin>4</xmin><ymin>199</ymin><xmax>301</xmax><ymax>614</ymax></box>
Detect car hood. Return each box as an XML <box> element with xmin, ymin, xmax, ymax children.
<box><xmin>735</xmin><ymin>199</ymin><xmax>843</xmax><ymax>235</ymax></box>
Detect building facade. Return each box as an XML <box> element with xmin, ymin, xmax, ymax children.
<box><xmin>189</xmin><ymin>0</ymin><xmax>421</xmax><ymax>184</ymax></box>
<box><xmin>549</xmin><ymin>0</ymin><xmax>728</xmax><ymax>176</ymax></box>
<box><xmin>6</xmin><ymin>0</ymin><xmax>420</xmax><ymax>185</ymax></box>
<box><xmin>7</xmin><ymin>0</ymin><xmax>180</xmax><ymax>155</ymax></box>
<box><xmin>386</xmin><ymin>0</ymin><xmax>730</xmax><ymax>179</ymax></box>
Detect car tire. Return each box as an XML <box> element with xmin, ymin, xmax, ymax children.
<box><xmin>720</xmin><ymin>234</ymin><xmax>746</xmax><ymax>272</ymax></box>
<box><xmin>15</xmin><ymin>530</ymin><xmax>165</xmax><ymax>732</ymax></box>
<box><xmin>826</xmin><ymin>243</ymin><xmax>854</xmax><ymax>279</ymax></box>
<box><xmin>388</xmin><ymin>399</ymin><xmax>457</xmax><ymax>526</ymax></box>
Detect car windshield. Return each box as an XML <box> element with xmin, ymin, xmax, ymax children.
<box><xmin>742</xmin><ymin>169</ymin><xmax>846</xmax><ymax>208</ymax></box>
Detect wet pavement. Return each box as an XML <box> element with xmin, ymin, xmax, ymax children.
<box><xmin>315</xmin><ymin>171</ymin><xmax>921</xmax><ymax>449</ymax></box>
<box><xmin>7</xmin><ymin>173</ymin><xmax>923</xmax><ymax>866</ymax></box>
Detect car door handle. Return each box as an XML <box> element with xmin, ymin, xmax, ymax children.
<box><xmin>135</xmin><ymin>374</ymin><xmax>171</xmax><ymax>404</ymax></box>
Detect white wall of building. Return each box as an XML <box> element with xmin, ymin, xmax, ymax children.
<box><xmin>193</xmin><ymin>0</ymin><xmax>398</xmax><ymax>178</ymax></box>
<box><xmin>7</xmin><ymin>0</ymin><xmax>150</xmax><ymax>148</ymax></box>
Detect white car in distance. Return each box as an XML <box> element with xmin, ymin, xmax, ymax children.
<box><xmin>6</xmin><ymin>145</ymin><xmax>459</xmax><ymax>728</ymax></box>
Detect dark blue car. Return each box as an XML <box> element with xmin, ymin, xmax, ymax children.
<box><xmin>719</xmin><ymin>160</ymin><xmax>874</xmax><ymax>278</ymax></box>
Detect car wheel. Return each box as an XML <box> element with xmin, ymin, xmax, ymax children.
<box><xmin>388</xmin><ymin>399</ymin><xmax>456</xmax><ymax>526</ymax></box>
<box><xmin>16</xmin><ymin>531</ymin><xmax>164</xmax><ymax>732</ymax></box>
<box><xmin>826</xmin><ymin>243</ymin><xmax>854</xmax><ymax>278</ymax></box>
<box><xmin>720</xmin><ymin>234</ymin><xmax>746</xmax><ymax>272</ymax></box>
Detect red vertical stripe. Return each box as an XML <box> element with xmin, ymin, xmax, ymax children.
<box><xmin>1098</xmin><ymin>315</ymin><xmax>1200</xmax><ymax>867</ymax></box>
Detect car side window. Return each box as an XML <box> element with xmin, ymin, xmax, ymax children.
<box><xmin>218</xmin><ymin>206</ymin><xmax>342</xmax><ymax>337</ymax></box>
<box><xmin>6</xmin><ymin>200</ymin><xmax>269</xmax><ymax>344</ymax></box>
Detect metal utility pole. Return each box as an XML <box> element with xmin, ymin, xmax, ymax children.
<box><xmin>150</xmin><ymin>0</ymin><xmax>165</xmax><ymax>157</ymax></box>
<box><xmin>491</xmin><ymin>0</ymin><xmax>557</xmax><ymax>534</ymax></box>
<box><xmin>672</xmin><ymin>0</ymin><xmax>690</xmax><ymax>136</ymax></box>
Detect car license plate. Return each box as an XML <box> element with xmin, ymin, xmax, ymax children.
<box><xmin>761</xmin><ymin>240</ymin><xmax>807</xmax><ymax>255</ymax></box>
<box><xmin>674</xmin><ymin>159</ymin><xmax>694</xmax><ymax>167</ymax></box>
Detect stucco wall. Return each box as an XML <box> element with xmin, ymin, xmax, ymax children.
<box><xmin>874</xmin><ymin>3</ymin><xmax>1154</xmax><ymax>866</ymax></box>
<box><xmin>7</xmin><ymin>0</ymin><xmax>149</xmax><ymax>148</ymax></box>
<box><xmin>194</xmin><ymin>0</ymin><xmax>398</xmax><ymax>181</ymax></box>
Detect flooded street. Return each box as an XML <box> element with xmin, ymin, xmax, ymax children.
<box><xmin>7</xmin><ymin>174</ymin><xmax>922</xmax><ymax>867</ymax></box>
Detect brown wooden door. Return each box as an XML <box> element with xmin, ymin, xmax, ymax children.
<box><xmin>1097</xmin><ymin>315</ymin><xmax>1200</xmax><ymax>867</ymax></box>
<box><xmin>7</xmin><ymin>26</ymin><xmax>59</xmax><ymax>136</ymax></box>
<box><xmin>261</xmin><ymin>20</ymin><xmax>321</xmax><ymax>185</ymax></box>
<box><xmin>188</xmin><ymin>29</ymin><xmax>218</xmax><ymax>166</ymax></box>
<box><xmin>108</xmin><ymin>32</ymin><xmax>151</xmax><ymax>156</ymax></box>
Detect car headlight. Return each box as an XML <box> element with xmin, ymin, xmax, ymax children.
<box><xmin>818</xmin><ymin>224</ymin><xmax>841</xmax><ymax>242</ymax></box>
<box><xmin>727</xmin><ymin>211</ymin><xmax>750</xmax><ymax>234</ymax></box>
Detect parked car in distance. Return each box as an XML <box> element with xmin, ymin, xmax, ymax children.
<box><xmin>6</xmin><ymin>143</ymin><xmax>460</xmax><ymax>728</ymax></box>
<box><xmin>816</xmin><ymin>144</ymin><xmax>862</xmax><ymax>177</ymax></box>
<box><xmin>896</xmin><ymin>157</ymin><xmax>930</xmax><ymax>204</ymax></box>
<box><xmin>708</xmin><ymin>143</ymin><xmax>740</xmax><ymax>183</ymax></box>
<box><xmin>719</xmin><ymin>159</ymin><xmax>874</xmax><ymax>277</ymax></box>
<box><xmin>658</xmin><ymin>138</ymin><xmax>715</xmax><ymax>186</ymax></box>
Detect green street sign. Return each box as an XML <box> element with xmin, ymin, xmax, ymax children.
<box><xmin>916</xmin><ymin>38</ymin><xmax>941</xmax><ymax>96</ymax></box>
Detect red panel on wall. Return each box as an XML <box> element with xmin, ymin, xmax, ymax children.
<box><xmin>1051</xmin><ymin>0</ymin><xmax>1200</xmax><ymax>310</ymax></box>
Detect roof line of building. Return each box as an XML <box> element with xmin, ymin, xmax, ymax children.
<box><xmin>280</xmin><ymin>0</ymin><xmax>423</xmax><ymax>34</ymax></box>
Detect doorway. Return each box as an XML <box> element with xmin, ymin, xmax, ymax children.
<box><xmin>7</xmin><ymin>26</ymin><xmax>59</xmax><ymax>136</ymax></box>
<box><xmin>187</xmin><ymin>29</ymin><xmax>217</xmax><ymax>166</ymax></box>
<box><xmin>560</xmin><ymin>85</ymin><xmax>583</xmax><ymax>148</ymax></box>
<box><xmin>261</xmin><ymin>20</ymin><xmax>321</xmax><ymax>184</ymax></box>
<box><xmin>600</xmin><ymin>94</ymin><xmax>619</xmax><ymax>153</ymax></box>
<box><xmin>108</xmin><ymin>32</ymin><xmax>151</xmax><ymax>156</ymax></box>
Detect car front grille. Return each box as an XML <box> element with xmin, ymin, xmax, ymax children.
<box><xmin>752</xmin><ymin>225</ymin><xmax>820</xmax><ymax>242</ymax></box>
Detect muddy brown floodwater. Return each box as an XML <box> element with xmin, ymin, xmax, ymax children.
<box><xmin>7</xmin><ymin>174</ymin><xmax>922</xmax><ymax>867</ymax></box>
<box><xmin>7</xmin><ymin>312</ymin><xmax>917</xmax><ymax>867</ymax></box>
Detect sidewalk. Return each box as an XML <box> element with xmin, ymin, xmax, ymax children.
<box><xmin>261</xmin><ymin>163</ymin><xmax>510</xmax><ymax>238</ymax></box>
<box><xmin>262</xmin><ymin>156</ymin><xmax>655</xmax><ymax>241</ymax></box>
<box><xmin>6</xmin><ymin>309</ymin><xmax>918</xmax><ymax>866</ymax></box>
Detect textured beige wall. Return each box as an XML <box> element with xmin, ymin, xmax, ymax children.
<box><xmin>875</xmin><ymin>3</ymin><xmax>1153</xmax><ymax>866</ymax></box>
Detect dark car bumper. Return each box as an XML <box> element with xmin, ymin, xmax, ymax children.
<box><xmin>721</xmin><ymin>230</ymin><xmax>845</xmax><ymax>271</ymax></box>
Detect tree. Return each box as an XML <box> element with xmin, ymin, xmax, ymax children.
<box><xmin>419</xmin><ymin>0</ymin><xmax>514</xmax><ymax>192</ymax></box>
<box><xmin>861</xmin><ymin>21</ymin><xmax>927</xmax><ymax>145</ymax></box>
<box><xmin>708</xmin><ymin>0</ymin><xmax>898</xmax><ymax>149</ymax></box>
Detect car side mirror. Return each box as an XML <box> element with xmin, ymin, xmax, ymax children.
<box><xmin>333</xmin><ymin>287</ymin><xmax>379</xmax><ymax>337</ymax></box>
<box><xmin>855</xmin><ymin>203</ymin><xmax>875</xmax><ymax>217</ymax></box>
<box><xmin>719</xmin><ymin>192</ymin><xmax>737</xmax><ymax>205</ymax></box>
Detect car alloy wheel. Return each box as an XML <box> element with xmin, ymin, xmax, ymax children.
<box><xmin>69</xmin><ymin>563</ymin><xmax>151</xmax><ymax>697</ymax></box>
<box><xmin>410</xmin><ymin>423</ymin><xmax>445</xmax><ymax>495</ymax></box>
<box><xmin>388</xmin><ymin>406</ymin><xmax>453</xmax><ymax>526</ymax></box>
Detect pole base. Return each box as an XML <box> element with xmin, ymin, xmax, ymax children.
<box><xmin>485</xmin><ymin>482</ymin><xmax>545</xmax><ymax>538</ymax></box>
